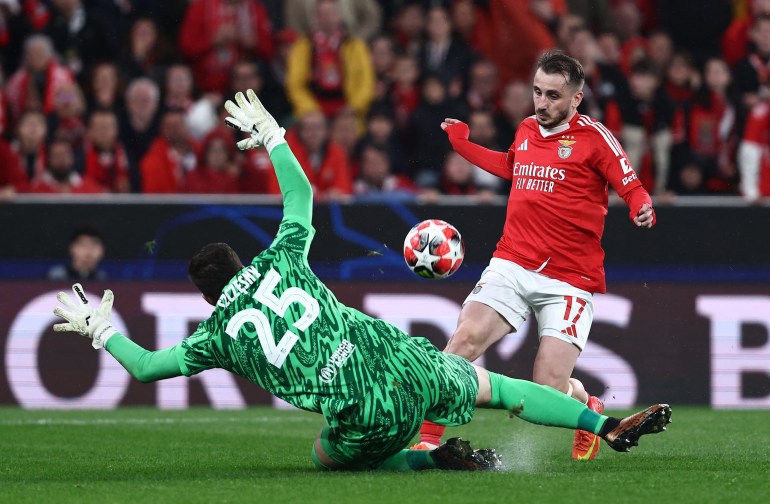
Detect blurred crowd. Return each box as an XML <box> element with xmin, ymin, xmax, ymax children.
<box><xmin>0</xmin><ymin>0</ymin><xmax>769</xmax><ymax>203</ymax></box>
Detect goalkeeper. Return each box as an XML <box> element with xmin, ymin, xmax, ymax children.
<box><xmin>53</xmin><ymin>89</ymin><xmax>671</xmax><ymax>472</ymax></box>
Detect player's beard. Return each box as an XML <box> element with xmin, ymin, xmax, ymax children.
<box><xmin>536</xmin><ymin>105</ymin><xmax>571</xmax><ymax>129</ymax></box>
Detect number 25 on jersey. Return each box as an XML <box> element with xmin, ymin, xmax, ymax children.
<box><xmin>225</xmin><ymin>268</ymin><xmax>320</xmax><ymax>368</ymax></box>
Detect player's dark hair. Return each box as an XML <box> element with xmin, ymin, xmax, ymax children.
<box><xmin>535</xmin><ymin>50</ymin><xmax>585</xmax><ymax>91</ymax></box>
<box><xmin>188</xmin><ymin>243</ymin><xmax>243</xmax><ymax>301</ymax></box>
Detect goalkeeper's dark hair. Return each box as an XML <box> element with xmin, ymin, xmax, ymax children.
<box><xmin>188</xmin><ymin>243</ymin><xmax>244</xmax><ymax>301</ymax></box>
<box><xmin>535</xmin><ymin>50</ymin><xmax>585</xmax><ymax>91</ymax></box>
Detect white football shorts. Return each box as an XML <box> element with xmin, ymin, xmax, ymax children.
<box><xmin>464</xmin><ymin>257</ymin><xmax>594</xmax><ymax>350</ymax></box>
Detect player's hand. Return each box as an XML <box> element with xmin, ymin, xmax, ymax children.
<box><xmin>633</xmin><ymin>203</ymin><xmax>655</xmax><ymax>228</ymax></box>
<box><xmin>224</xmin><ymin>89</ymin><xmax>286</xmax><ymax>152</ymax></box>
<box><xmin>441</xmin><ymin>118</ymin><xmax>470</xmax><ymax>140</ymax></box>
<box><xmin>53</xmin><ymin>283</ymin><xmax>118</xmax><ymax>349</ymax></box>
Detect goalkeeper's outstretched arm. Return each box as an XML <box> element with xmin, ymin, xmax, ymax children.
<box><xmin>224</xmin><ymin>89</ymin><xmax>313</xmax><ymax>225</ymax></box>
<box><xmin>52</xmin><ymin>284</ymin><xmax>184</xmax><ymax>383</ymax></box>
<box><xmin>270</xmin><ymin>143</ymin><xmax>313</xmax><ymax>225</ymax></box>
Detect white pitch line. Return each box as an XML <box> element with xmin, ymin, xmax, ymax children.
<box><xmin>0</xmin><ymin>416</ymin><xmax>313</xmax><ymax>426</ymax></box>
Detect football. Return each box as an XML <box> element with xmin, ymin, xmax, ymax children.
<box><xmin>403</xmin><ymin>219</ymin><xmax>465</xmax><ymax>279</ymax></box>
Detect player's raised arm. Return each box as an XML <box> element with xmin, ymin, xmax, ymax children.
<box><xmin>225</xmin><ymin>89</ymin><xmax>313</xmax><ymax>225</ymax></box>
<box><xmin>442</xmin><ymin>118</ymin><xmax>512</xmax><ymax>181</ymax></box>
<box><xmin>53</xmin><ymin>284</ymin><xmax>183</xmax><ymax>383</ymax></box>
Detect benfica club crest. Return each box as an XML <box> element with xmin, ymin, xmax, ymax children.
<box><xmin>557</xmin><ymin>139</ymin><xmax>576</xmax><ymax>159</ymax></box>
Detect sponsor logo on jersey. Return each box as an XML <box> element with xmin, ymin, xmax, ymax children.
<box><xmin>512</xmin><ymin>161</ymin><xmax>566</xmax><ymax>193</ymax></box>
<box><xmin>517</xmin><ymin>139</ymin><xmax>528</xmax><ymax>151</ymax></box>
<box><xmin>557</xmin><ymin>139</ymin><xmax>576</xmax><ymax>159</ymax></box>
<box><xmin>319</xmin><ymin>340</ymin><xmax>356</xmax><ymax>384</ymax></box>
<box><xmin>472</xmin><ymin>281</ymin><xmax>485</xmax><ymax>294</ymax></box>
<box><xmin>619</xmin><ymin>156</ymin><xmax>633</xmax><ymax>174</ymax></box>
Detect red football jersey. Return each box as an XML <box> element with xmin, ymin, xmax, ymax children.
<box><xmin>447</xmin><ymin>113</ymin><xmax>653</xmax><ymax>294</ymax></box>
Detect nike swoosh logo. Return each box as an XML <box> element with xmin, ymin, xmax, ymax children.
<box><xmin>576</xmin><ymin>434</ymin><xmax>599</xmax><ymax>461</ymax></box>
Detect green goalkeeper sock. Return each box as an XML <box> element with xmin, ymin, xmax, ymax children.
<box><xmin>378</xmin><ymin>449</ymin><xmax>437</xmax><ymax>471</ymax></box>
<box><xmin>484</xmin><ymin>372</ymin><xmax>609</xmax><ymax>435</ymax></box>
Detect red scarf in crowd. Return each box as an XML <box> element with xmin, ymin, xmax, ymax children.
<box><xmin>5</xmin><ymin>62</ymin><xmax>73</xmax><ymax>118</ymax></box>
<box><xmin>83</xmin><ymin>141</ymin><xmax>129</xmax><ymax>192</ymax></box>
<box><xmin>311</xmin><ymin>30</ymin><xmax>347</xmax><ymax>117</ymax></box>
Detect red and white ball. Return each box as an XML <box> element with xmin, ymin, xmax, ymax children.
<box><xmin>403</xmin><ymin>219</ymin><xmax>465</xmax><ymax>279</ymax></box>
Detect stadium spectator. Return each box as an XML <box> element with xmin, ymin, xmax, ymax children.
<box><xmin>120</xmin><ymin>16</ymin><xmax>165</xmax><ymax>82</ymax></box>
<box><xmin>669</xmin><ymin>161</ymin><xmax>709</xmax><ymax>195</ymax></box>
<box><xmin>613</xmin><ymin>1</ymin><xmax>647</xmax><ymax>76</ymax></box>
<box><xmin>84</xmin><ymin>62</ymin><xmax>122</xmax><ymax>113</ymax></box>
<box><xmin>417</xmin><ymin>5</ymin><xmax>476</xmax><ymax>98</ymax></box>
<box><xmin>465</xmin><ymin>109</ymin><xmax>505</xmax><ymax>194</ymax></box>
<box><xmin>184</xmin><ymin>129</ymin><xmax>240</xmax><ymax>194</ymax></box>
<box><xmin>464</xmin><ymin>59</ymin><xmax>499</xmax><ymax>112</ymax></box>
<box><xmin>738</xmin><ymin>101</ymin><xmax>770</xmax><ymax>201</ymax></box>
<box><xmin>353</xmin><ymin>143</ymin><xmax>415</xmax><ymax>200</ymax></box>
<box><xmin>329</xmin><ymin>107</ymin><xmax>361</xmax><ymax>162</ymax></box>
<box><xmin>494</xmin><ymin>81</ymin><xmax>532</xmax><ymax>146</ymax></box>
<box><xmin>389</xmin><ymin>53</ymin><xmax>421</xmax><ymax>129</ymax></box>
<box><xmin>266</xmin><ymin>110</ymin><xmax>352</xmax><ymax>199</ymax></box>
<box><xmin>0</xmin><ymin>110</ymin><xmax>48</xmax><ymax>189</ymax></box>
<box><xmin>284</xmin><ymin>0</ymin><xmax>382</xmax><ymax>41</ymax></box>
<box><xmin>671</xmin><ymin>57</ymin><xmax>739</xmax><ymax>195</ymax></box>
<box><xmin>596</xmin><ymin>31</ymin><xmax>621</xmax><ymax>66</ymax></box>
<box><xmin>231</xmin><ymin>60</ymin><xmax>290</xmax><ymax>125</ymax></box>
<box><xmin>554</xmin><ymin>14</ymin><xmax>586</xmax><ymax>49</ymax></box>
<box><xmin>566</xmin><ymin>26</ymin><xmax>625</xmax><ymax>133</ymax></box>
<box><xmin>647</xmin><ymin>30</ymin><xmax>674</xmax><ymax>76</ymax></box>
<box><xmin>722</xmin><ymin>0</ymin><xmax>770</xmax><ymax>67</ymax></box>
<box><xmin>665</xmin><ymin>52</ymin><xmax>701</xmax><ymax>106</ymax></box>
<box><xmin>119</xmin><ymin>78</ymin><xmax>160</xmax><ymax>192</ymax></box>
<box><xmin>47</xmin><ymin>80</ymin><xmax>87</xmax><ymax>151</ymax></box>
<box><xmin>733</xmin><ymin>14</ymin><xmax>770</xmax><ymax>120</ymax></box>
<box><xmin>5</xmin><ymin>34</ymin><xmax>74</xmax><ymax>121</ymax></box>
<box><xmin>178</xmin><ymin>0</ymin><xmax>275</xmax><ymax>95</ymax></box>
<box><xmin>359</xmin><ymin>105</ymin><xmax>406</xmax><ymax>174</ymax></box>
<box><xmin>163</xmin><ymin>63</ymin><xmax>195</xmax><ymax>111</ymax></box>
<box><xmin>47</xmin><ymin>225</ymin><xmax>107</xmax><ymax>281</ymax></box>
<box><xmin>82</xmin><ymin>109</ymin><xmax>130</xmax><ymax>193</ymax></box>
<box><xmin>411</xmin><ymin>51</ymin><xmax>657</xmax><ymax>461</ymax></box>
<box><xmin>450</xmin><ymin>0</ymin><xmax>480</xmax><ymax>49</ymax></box>
<box><xmin>0</xmin><ymin>139</ymin><xmax>29</xmax><ymax>199</ymax></box>
<box><xmin>140</xmin><ymin>109</ymin><xmax>197</xmax><ymax>193</ymax></box>
<box><xmin>425</xmin><ymin>150</ymin><xmax>497</xmax><ymax>203</ymax></box>
<box><xmin>617</xmin><ymin>58</ymin><xmax>674</xmax><ymax>195</ymax></box>
<box><xmin>408</xmin><ymin>73</ymin><xmax>467</xmax><ymax>189</ymax></box>
<box><xmin>268</xmin><ymin>28</ymin><xmax>298</xmax><ymax>99</ymax></box>
<box><xmin>44</xmin><ymin>0</ymin><xmax>116</xmax><ymax>78</ymax></box>
<box><xmin>369</xmin><ymin>33</ymin><xmax>397</xmax><ymax>102</ymax></box>
<box><xmin>28</xmin><ymin>138</ymin><xmax>104</xmax><ymax>193</ymax></box>
<box><xmin>285</xmin><ymin>0</ymin><xmax>375</xmax><ymax>122</ymax></box>
<box><xmin>392</xmin><ymin>2</ymin><xmax>425</xmax><ymax>57</ymax></box>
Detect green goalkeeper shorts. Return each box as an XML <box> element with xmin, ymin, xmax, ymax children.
<box><xmin>316</xmin><ymin>337</ymin><xmax>478</xmax><ymax>470</ymax></box>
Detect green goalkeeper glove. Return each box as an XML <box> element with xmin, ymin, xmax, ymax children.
<box><xmin>53</xmin><ymin>283</ymin><xmax>118</xmax><ymax>350</ymax></box>
<box><xmin>224</xmin><ymin>88</ymin><xmax>286</xmax><ymax>153</ymax></box>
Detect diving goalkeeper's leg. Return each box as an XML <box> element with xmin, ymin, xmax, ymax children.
<box><xmin>474</xmin><ymin>365</ymin><xmax>671</xmax><ymax>453</ymax></box>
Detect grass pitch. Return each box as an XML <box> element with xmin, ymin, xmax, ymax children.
<box><xmin>1</xmin><ymin>407</ymin><xmax>768</xmax><ymax>504</ymax></box>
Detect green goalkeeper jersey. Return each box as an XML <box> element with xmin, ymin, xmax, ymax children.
<box><xmin>172</xmin><ymin>143</ymin><xmax>418</xmax><ymax>421</ymax></box>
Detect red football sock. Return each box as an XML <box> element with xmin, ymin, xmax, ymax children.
<box><xmin>418</xmin><ymin>420</ymin><xmax>445</xmax><ymax>446</ymax></box>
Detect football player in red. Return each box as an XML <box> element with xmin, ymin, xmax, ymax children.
<box><xmin>412</xmin><ymin>51</ymin><xmax>655</xmax><ymax>461</ymax></box>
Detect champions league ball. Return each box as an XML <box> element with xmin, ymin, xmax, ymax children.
<box><xmin>403</xmin><ymin>219</ymin><xmax>465</xmax><ymax>279</ymax></box>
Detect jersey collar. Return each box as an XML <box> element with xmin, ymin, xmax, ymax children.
<box><xmin>537</xmin><ymin>112</ymin><xmax>579</xmax><ymax>138</ymax></box>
